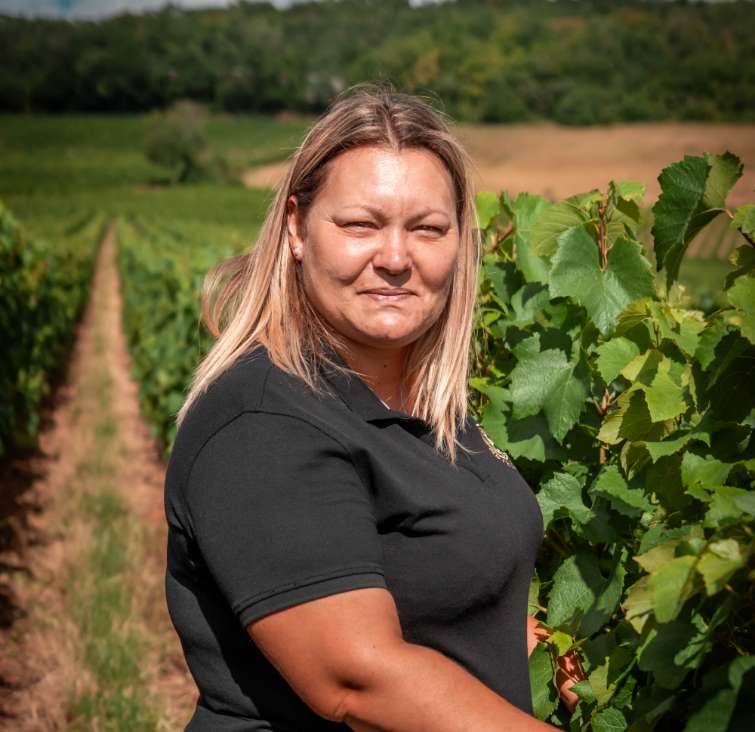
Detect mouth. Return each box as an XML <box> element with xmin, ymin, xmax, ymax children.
<box><xmin>360</xmin><ymin>288</ymin><xmax>414</xmax><ymax>301</ymax></box>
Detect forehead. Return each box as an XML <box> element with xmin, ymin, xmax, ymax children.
<box><xmin>318</xmin><ymin>145</ymin><xmax>457</xmax><ymax>213</ymax></box>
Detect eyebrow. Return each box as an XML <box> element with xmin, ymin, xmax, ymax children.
<box><xmin>340</xmin><ymin>205</ymin><xmax>451</xmax><ymax>225</ymax></box>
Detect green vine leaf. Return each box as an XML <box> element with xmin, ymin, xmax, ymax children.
<box><xmin>725</xmin><ymin>243</ymin><xmax>755</xmax><ymax>289</ymax></box>
<box><xmin>731</xmin><ymin>203</ymin><xmax>755</xmax><ymax>237</ymax></box>
<box><xmin>530</xmin><ymin>197</ymin><xmax>589</xmax><ymax>257</ymax></box>
<box><xmin>696</xmin><ymin>539</ymin><xmax>746</xmax><ymax>596</ymax></box>
<box><xmin>528</xmin><ymin>642</ymin><xmax>559</xmax><ymax>720</ymax></box>
<box><xmin>469</xmin><ymin>150</ymin><xmax>754</xmax><ymax>731</ymax></box>
<box><xmin>591</xmin><ymin>706</ymin><xmax>627</xmax><ymax>732</ymax></box>
<box><xmin>726</xmin><ymin>274</ymin><xmax>755</xmax><ymax>345</ymax></box>
<box><xmin>510</xmin><ymin>192</ymin><xmax>551</xmax><ymax>283</ymax></box>
<box><xmin>647</xmin><ymin>555</ymin><xmax>697</xmax><ymax>623</ymax></box>
<box><xmin>638</xmin><ymin>621</ymin><xmax>697</xmax><ymax>689</ymax></box>
<box><xmin>475</xmin><ymin>190</ymin><xmax>501</xmax><ymax>230</ymax></box>
<box><xmin>684</xmin><ymin>656</ymin><xmax>755</xmax><ymax>732</ymax></box>
<box><xmin>549</xmin><ymin>226</ymin><xmax>654</xmax><ymax>336</ymax></box>
<box><xmin>510</xmin><ymin>346</ymin><xmax>589</xmax><ymax>443</ymax></box>
<box><xmin>652</xmin><ymin>152</ymin><xmax>742</xmax><ymax>288</ymax></box>
<box><xmin>546</xmin><ymin>548</ymin><xmax>627</xmax><ymax>637</ymax></box>
<box><xmin>537</xmin><ymin>472</ymin><xmax>595</xmax><ymax>530</ymax></box>
<box><xmin>589</xmin><ymin>465</ymin><xmax>653</xmax><ymax>517</ymax></box>
<box><xmin>598</xmin><ymin>390</ymin><xmax>673</xmax><ymax>445</ymax></box>
<box><xmin>643</xmin><ymin>357</ymin><xmax>686</xmax><ymax>422</ymax></box>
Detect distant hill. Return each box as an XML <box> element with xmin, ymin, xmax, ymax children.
<box><xmin>1</xmin><ymin>0</ymin><xmax>753</xmax><ymax>124</ymax></box>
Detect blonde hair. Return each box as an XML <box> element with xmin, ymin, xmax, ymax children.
<box><xmin>176</xmin><ymin>82</ymin><xmax>481</xmax><ymax>462</ymax></box>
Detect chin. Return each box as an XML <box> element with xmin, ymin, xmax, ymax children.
<box><xmin>357</xmin><ymin>328</ymin><xmax>424</xmax><ymax>350</ymax></box>
<box><xmin>338</xmin><ymin>315</ymin><xmax>431</xmax><ymax>350</ymax></box>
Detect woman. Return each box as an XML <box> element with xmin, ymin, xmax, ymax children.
<box><xmin>165</xmin><ymin>83</ymin><xmax>584</xmax><ymax>731</ymax></box>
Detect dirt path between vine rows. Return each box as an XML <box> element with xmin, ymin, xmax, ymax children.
<box><xmin>0</xmin><ymin>224</ymin><xmax>195</xmax><ymax>729</ymax></box>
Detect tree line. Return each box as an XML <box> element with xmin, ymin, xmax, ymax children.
<box><xmin>1</xmin><ymin>0</ymin><xmax>753</xmax><ymax>125</ymax></box>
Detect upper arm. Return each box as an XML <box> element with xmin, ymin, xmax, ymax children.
<box><xmin>247</xmin><ymin>586</ymin><xmax>405</xmax><ymax>721</ymax></box>
<box><xmin>184</xmin><ymin>411</ymin><xmax>396</xmax><ymax>717</ymax></box>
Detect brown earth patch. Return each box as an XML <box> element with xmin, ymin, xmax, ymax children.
<box><xmin>242</xmin><ymin>122</ymin><xmax>755</xmax><ymax>206</ymax></box>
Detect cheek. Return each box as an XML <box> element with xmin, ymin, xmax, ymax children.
<box><xmin>308</xmin><ymin>236</ymin><xmax>370</xmax><ymax>287</ymax></box>
<box><xmin>418</xmin><ymin>245</ymin><xmax>460</xmax><ymax>294</ymax></box>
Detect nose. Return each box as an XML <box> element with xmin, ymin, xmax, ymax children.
<box><xmin>372</xmin><ymin>226</ymin><xmax>411</xmax><ymax>276</ymax></box>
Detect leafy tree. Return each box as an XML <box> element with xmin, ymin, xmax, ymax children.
<box><xmin>145</xmin><ymin>100</ymin><xmax>212</xmax><ymax>184</ymax></box>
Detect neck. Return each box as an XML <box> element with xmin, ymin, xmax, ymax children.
<box><xmin>336</xmin><ymin>342</ymin><xmax>409</xmax><ymax>412</ymax></box>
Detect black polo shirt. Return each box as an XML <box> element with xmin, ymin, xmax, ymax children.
<box><xmin>164</xmin><ymin>344</ymin><xmax>544</xmax><ymax>730</ymax></box>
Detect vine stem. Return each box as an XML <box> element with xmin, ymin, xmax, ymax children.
<box><xmin>724</xmin><ymin>208</ymin><xmax>755</xmax><ymax>248</ymax></box>
<box><xmin>598</xmin><ymin>198</ymin><xmax>609</xmax><ymax>270</ymax></box>
<box><xmin>593</xmin><ymin>387</ymin><xmax>613</xmax><ymax>465</ymax></box>
<box><xmin>492</xmin><ymin>222</ymin><xmax>515</xmax><ymax>255</ymax></box>
<box><xmin>544</xmin><ymin>530</ymin><xmax>571</xmax><ymax>560</ymax></box>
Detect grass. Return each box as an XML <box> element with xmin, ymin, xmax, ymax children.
<box><xmin>206</xmin><ymin>112</ymin><xmax>315</xmax><ymax>168</ymax></box>
<box><xmin>62</xmin><ymin>341</ymin><xmax>162</xmax><ymax>730</ymax></box>
<box><xmin>0</xmin><ymin>112</ymin><xmax>312</xmax><ymax>196</ymax></box>
<box><xmin>67</xmin><ymin>484</ymin><xmax>158</xmax><ymax>731</ymax></box>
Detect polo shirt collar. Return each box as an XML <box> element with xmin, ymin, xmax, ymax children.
<box><xmin>318</xmin><ymin>345</ymin><xmax>427</xmax><ymax>427</ymax></box>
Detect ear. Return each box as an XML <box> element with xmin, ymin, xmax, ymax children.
<box><xmin>286</xmin><ymin>195</ymin><xmax>305</xmax><ymax>262</ymax></box>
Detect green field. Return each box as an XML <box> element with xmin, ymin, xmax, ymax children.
<box><xmin>0</xmin><ymin>113</ymin><xmax>315</xmax><ymax>241</ymax></box>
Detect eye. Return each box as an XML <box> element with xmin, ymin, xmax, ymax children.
<box><xmin>345</xmin><ymin>221</ymin><xmax>375</xmax><ymax>229</ymax></box>
<box><xmin>417</xmin><ymin>225</ymin><xmax>445</xmax><ymax>234</ymax></box>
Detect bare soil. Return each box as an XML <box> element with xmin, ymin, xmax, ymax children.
<box><xmin>0</xmin><ymin>225</ymin><xmax>195</xmax><ymax>729</ymax></box>
<box><xmin>241</xmin><ymin>122</ymin><xmax>755</xmax><ymax>206</ymax></box>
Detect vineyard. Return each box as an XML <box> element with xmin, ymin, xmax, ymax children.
<box><xmin>0</xmin><ymin>195</ymin><xmax>255</xmax><ymax>461</ymax></box>
<box><xmin>472</xmin><ymin>152</ymin><xmax>754</xmax><ymax>730</ymax></box>
<box><xmin>0</xmin><ymin>113</ymin><xmax>753</xmax><ymax>731</ymax></box>
<box><xmin>115</xmin><ymin>214</ymin><xmax>240</xmax><ymax>450</ymax></box>
<box><xmin>0</xmin><ymin>204</ymin><xmax>103</xmax><ymax>456</ymax></box>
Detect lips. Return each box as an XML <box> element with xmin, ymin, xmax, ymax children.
<box><xmin>361</xmin><ymin>288</ymin><xmax>413</xmax><ymax>296</ymax></box>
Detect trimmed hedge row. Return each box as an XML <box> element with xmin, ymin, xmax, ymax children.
<box><xmin>115</xmin><ymin>216</ymin><xmax>235</xmax><ymax>453</ymax></box>
<box><xmin>0</xmin><ymin>200</ymin><xmax>101</xmax><ymax>456</ymax></box>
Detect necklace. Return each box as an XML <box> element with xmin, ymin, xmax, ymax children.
<box><xmin>377</xmin><ymin>383</ymin><xmax>406</xmax><ymax>413</ymax></box>
<box><xmin>477</xmin><ymin>424</ymin><xmax>514</xmax><ymax>467</ymax></box>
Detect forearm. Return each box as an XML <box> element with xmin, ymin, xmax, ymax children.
<box><xmin>526</xmin><ymin>613</ymin><xmax>585</xmax><ymax>713</ymax></box>
<box><xmin>340</xmin><ymin>640</ymin><xmax>557</xmax><ymax>732</ymax></box>
<box><xmin>527</xmin><ymin>613</ymin><xmax>550</xmax><ymax>657</ymax></box>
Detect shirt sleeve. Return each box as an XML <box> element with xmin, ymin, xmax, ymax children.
<box><xmin>183</xmin><ymin>411</ymin><xmax>387</xmax><ymax>628</ymax></box>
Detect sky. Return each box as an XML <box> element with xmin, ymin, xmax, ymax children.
<box><xmin>0</xmin><ymin>0</ymin><xmax>447</xmax><ymax>19</ymax></box>
<box><xmin>0</xmin><ymin>0</ymin><xmax>280</xmax><ymax>17</ymax></box>
<box><xmin>0</xmin><ymin>0</ymin><xmax>730</xmax><ymax>19</ymax></box>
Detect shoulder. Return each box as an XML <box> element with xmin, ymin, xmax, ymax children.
<box><xmin>168</xmin><ymin>399</ymin><xmax>360</xmax><ymax>533</ymax></box>
<box><xmin>177</xmin><ymin>344</ymin><xmax>274</xmax><ymax>439</ymax></box>
<box><xmin>166</xmin><ymin>346</ymin><xmax>344</xmax><ymax>496</ymax></box>
<box><xmin>178</xmin><ymin>345</ymin><xmax>333</xmax><ymax>438</ymax></box>
<box><xmin>184</xmin><ymin>410</ymin><xmax>356</xmax><ymax>501</ymax></box>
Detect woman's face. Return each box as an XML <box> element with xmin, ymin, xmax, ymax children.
<box><xmin>286</xmin><ymin>145</ymin><xmax>461</xmax><ymax>356</ymax></box>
